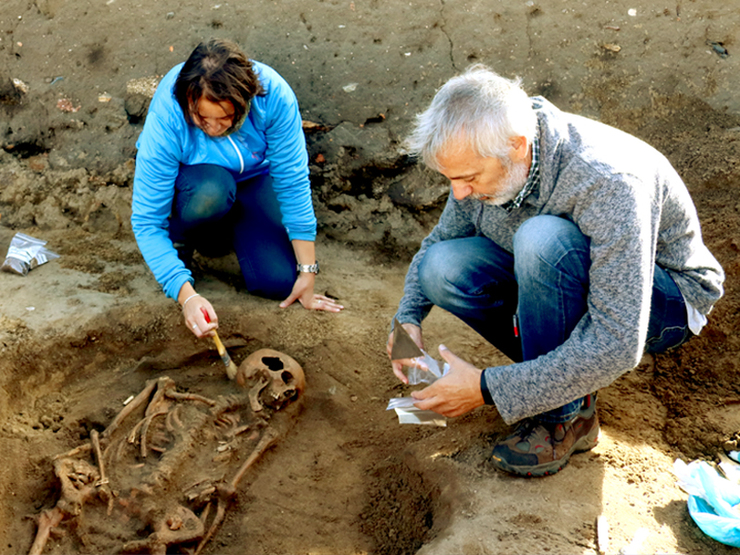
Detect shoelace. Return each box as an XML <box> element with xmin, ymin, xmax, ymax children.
<box><xmin>515</xmin><ymin>419</ymin><xmax>546</xmax><ymax>442</ymax></box>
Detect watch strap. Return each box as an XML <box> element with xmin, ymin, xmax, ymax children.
<box><xmin>296</xmin><ymin>261</ymin><xmax>320</xmax><ymax>274</ymax></box>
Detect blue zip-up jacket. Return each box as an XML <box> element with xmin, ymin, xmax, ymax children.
<box><xmin>131</xmin><ymin>61</ymin><xmax>316</xmax><ymax>300</ymax></box>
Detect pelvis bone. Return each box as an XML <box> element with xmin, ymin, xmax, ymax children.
<box><xmin>236</xmin><ymin>349</ymin><xmax>305</xmax><ymax>412</ymax></box>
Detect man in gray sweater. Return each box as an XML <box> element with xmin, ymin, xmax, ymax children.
<box><xmin>387</xmin><ymin>65</ymin><xmax>724</xmax><ymax>477</ymax></box>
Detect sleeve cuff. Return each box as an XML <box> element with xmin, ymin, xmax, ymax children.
<box><xmin>480</xmin><ymin>370</ymin><xmax>495</xmax><ymax>405</ymax></box>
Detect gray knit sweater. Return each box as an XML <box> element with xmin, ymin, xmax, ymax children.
<box><xmin>394</xmin><ymin>97</ymin><xmax>724</xmax><ymax>424</ymax></box>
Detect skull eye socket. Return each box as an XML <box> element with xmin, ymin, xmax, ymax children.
<box><xmin>261</xmin><ymin>357</ymin><xmax>284</xmax><ymax>371</ymax></box>
<box><xmin>281</xmin><ymin>389</ymin><xmax>298</xmax><ymax>401</ymax></box>
<box><xmin>280</xmin><ymin>371</ymin><xmax>293</xmax><ymax>384</ymax></box>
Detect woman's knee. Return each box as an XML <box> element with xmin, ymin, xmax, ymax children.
<box><xmin>243</xmin><ymin>265</ymin><xmax>295</xmax><ymax>300</ymax></box>
<box><xmin>190</xmin><ymin>183</ymin><xmax>234</xmax><ymax>219</ymax></box>
<box><xmin>247</xmin><ymin>279</ymin><xmax>294</xmax><ymax>300</ymax></box>
<box><xmin>176</xmin><ymin>165</ymin><xmax>236</xmax><ymax>222</ymax></box>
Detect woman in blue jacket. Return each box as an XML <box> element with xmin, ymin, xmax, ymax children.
<box><xmin>132</xmin><ymin>39</ymin><xmax>342</xmax><ymax>337</ymax></box>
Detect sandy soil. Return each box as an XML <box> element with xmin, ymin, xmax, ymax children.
<box><xmin>2</xmin><ymin>1</ymin><xmax>740</xmax><ymax>554</ymax></box>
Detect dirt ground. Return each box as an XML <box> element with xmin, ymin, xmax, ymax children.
<box><xmin>2</xmin><ymin>1</ymin><xmax>740</xmax><ymax>554</ymax></box>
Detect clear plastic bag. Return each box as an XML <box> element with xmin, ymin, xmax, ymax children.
<box><xmin>386</xmin><ymin>350</ymin><xmax>450</xmax><ymax>427</ymax></box>
<box><xmin>1</xmin><ymin>232</ymin><xmax>60</xmax><ymax>276</ymax></box>
<box><xmin>405</xmin><ymin>350</ymin><xmax>448</xmax><ymax>385</ymax></box>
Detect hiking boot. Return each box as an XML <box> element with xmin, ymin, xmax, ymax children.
<box><xmin>490</xmin><ymin>395</ymin><xmax>600</xmax><ymax>477</ymax></box>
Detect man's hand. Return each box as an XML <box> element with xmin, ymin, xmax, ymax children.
<box><xmin>386</xmin><ymin>323</ymin><xmax>425</xmax><ymax>383</ymax></box>
<box><xmin>411</xmin><ymin>345</ymin><xmax>485</xmax><ymax>417</ymax></box>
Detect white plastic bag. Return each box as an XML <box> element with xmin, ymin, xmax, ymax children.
<box><xmin>2</xmin><ymin>232</ymin><xmax>59</xmax><ymax>276</ymax></box>
<box><xmin>386</xmin><ymin>397</ymin><xmax>447</xmax><ymax>427</ymax></box>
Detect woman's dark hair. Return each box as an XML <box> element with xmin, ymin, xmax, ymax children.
<box><xmin>174</xmin><ymin>39</ymin><xmax>263</xmax><ymax>128</ymax></box>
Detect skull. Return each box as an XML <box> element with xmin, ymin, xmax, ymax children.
<box><xmin>236</xmin><ymin>349</ymin><xmax>305</xmax><ymax>411</ymax></box>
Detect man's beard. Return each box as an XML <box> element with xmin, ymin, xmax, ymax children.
<box><xmin>472</xmin><ymin>160</ymin><xmax>529</xmax><ymax>206</ymax></box>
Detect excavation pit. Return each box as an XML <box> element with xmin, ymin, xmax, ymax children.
<box><xmin>0</xmin><ymin>305</ymin><xmax>449</xmax><ymax>555</ymax></box>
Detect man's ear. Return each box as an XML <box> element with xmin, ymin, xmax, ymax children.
<box><xmin>509</xmin><ymin>136</ymin><xmax>529</xmax><ymax>162</ymax></box>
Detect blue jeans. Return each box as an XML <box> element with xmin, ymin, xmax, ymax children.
<box><xmin>169</xmin><ymin>164</ymin><xmax>296</xmax><ymax>299</ymax></box>
<box><xmin>418</xmin><ymin>215</ymin><xmax>692</xmax><ymax>423</ymax></box>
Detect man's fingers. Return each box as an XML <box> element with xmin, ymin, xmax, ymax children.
<box><xmin>437</xmin><ymin>344</ymin><xmax>460</xmax><ymax>364</ymax></box>
<box><xmin>393</xmin><ymin>356</ymin><xmax>429</xmax><ymax>371</ymax></box>
<box><xmin>411</xmin><ymin>386</ymin><xmax>432</xmax><ymax>401</ymax></box>
<box><xmin>411</xmin><ymin>394</ymin><xmax>436</xmax><ymax>412</ymax></box>
<box><xmin>411</xmin><ymin>390</ymin><xmax>459</xmax><ymax>417</ymax></box>
<box><xmin>392</xmin><ymin>364</ymin><xmax>409</xmax><ymax>384</ymax></box>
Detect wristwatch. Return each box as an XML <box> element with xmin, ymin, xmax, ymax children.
<box><xmin>296</xmin><ymin>261</ymin><xmax>320</xmax><ymax>274</ymax></box>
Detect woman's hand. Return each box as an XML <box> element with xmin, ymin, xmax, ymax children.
<box><xmin>279</xmin><ymin>272</ymin><xmax>344</xmax><ymax>312</ymax></box>
<box><xmin>179</xmin><ymin>285</ymin><xmax>218</xmax><ymax>338</ymax></box>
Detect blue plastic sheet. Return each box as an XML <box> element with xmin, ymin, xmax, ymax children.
<box><xmin>674</xmin><ymin>458</ymin><xmax>740</xmax><ymax>547</ymax></box>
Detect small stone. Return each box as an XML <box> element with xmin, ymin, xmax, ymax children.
<box><xmin>12</xmin><ymin>78</ymin><xmax>29</xmax><ymax>94</ymax></box>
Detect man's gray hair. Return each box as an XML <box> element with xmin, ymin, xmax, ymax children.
<box><xmin>404</xmin><ymin>64</ymin><xmax>537</xmax><ymax>171</ymax></box>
